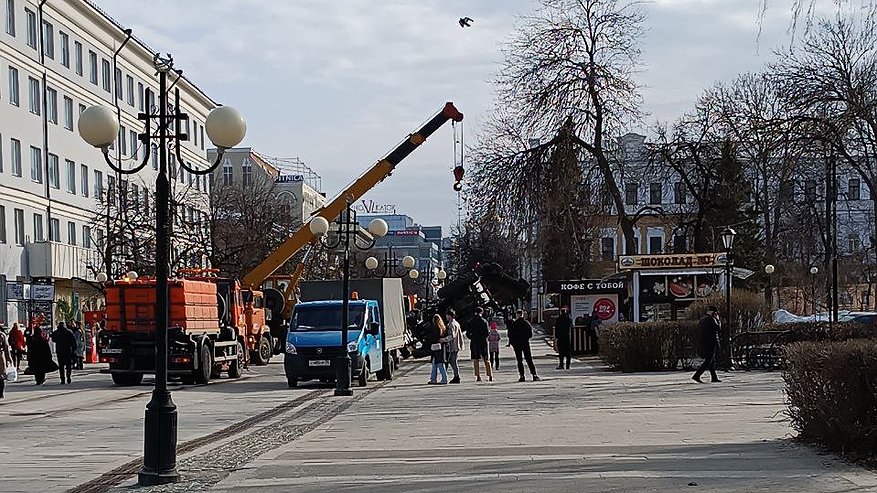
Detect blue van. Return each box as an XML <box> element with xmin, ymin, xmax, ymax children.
<box><xmin>284</xmin><ymin>300</ymin><xmax>385</xmax><ymax>387</ymax></box>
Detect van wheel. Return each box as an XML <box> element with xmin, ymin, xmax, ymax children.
<box><xmin>228</xmin><ymin>342</ymin><xmax>244</xmax><ymax>379</ymax></box>
<box><xmin>252</xmin><ymin>335</ymin><xmax>272</xmax><ymax>366</ymax></box>
<box><xmin>194</xmin><ymin>343</ymin><xmax>213</xmax><ymax>385</ymax></box>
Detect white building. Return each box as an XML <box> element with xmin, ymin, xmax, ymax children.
<box><xmin>0</xmin><ymin>0</ymin><xmax>217</xmax><ymax>325</ymax></box>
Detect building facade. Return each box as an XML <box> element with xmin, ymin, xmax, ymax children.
<box><xmin>1</xmin><ymin>0</ymin><xmax>216</xmax><ymax>324</ymax></box>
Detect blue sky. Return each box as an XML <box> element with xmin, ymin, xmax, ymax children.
<box><xmin>93</xmin><ymin>0</ymin><xmax>818</xmax><ymax>231</ymax></box>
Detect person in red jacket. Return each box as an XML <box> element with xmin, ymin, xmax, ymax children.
<box><xmin>8</xmin><ymin>323</ymin><xmax>26</xmax><ymax>370</ymax></box>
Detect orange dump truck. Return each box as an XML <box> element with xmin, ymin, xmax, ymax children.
<box><xmin>99</xmin><ymin>278</ymin><xmax>244</xmax><ymax>386</ymax></box>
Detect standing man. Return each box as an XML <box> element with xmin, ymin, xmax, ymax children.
<box><xmin>466</xmin><ymin>307</ymin><xmax>493</xmax><ymax>382</ymax></box>
<box><xmin>508</xmin><ymin>309</ymin><xmax>539</xmax><ymax>382</ymax></box>
<box><xmin>692</xmin><ymin>306</ymin><xmax>722</xmax><ymax>383</ymax></box>
<box><xmin>554</xmin><ymin>306</ymin><xmax>572</xmax><ymax>370</ymax></box>
<box><xmin>589</xmin><ymin>307</ymin><xmax>602</xmax><ymax>354</ymax></box>
<box><xmin>51</xmin><ymin>322</ymin><xmax>76</xmax><ymax>384</ymax></box>
<box><xmin>445</xmin><ymin>309</ymin><xmax>464</xmax><ymax>384</ymax></box>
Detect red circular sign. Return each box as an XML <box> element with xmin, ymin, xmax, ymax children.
<box><xmin>593</xmin><ymin>298</ymin><xmax>616</xmax><ymax>321</ymax></box>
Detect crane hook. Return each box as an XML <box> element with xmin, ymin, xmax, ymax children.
<box><xmin>453</xmin><ymin>165</ymin><xmax>464</xmax><ymax>191</ymax></box>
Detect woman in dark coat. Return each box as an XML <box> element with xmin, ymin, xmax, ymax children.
<box><xmin>51</xmin><ymin>322</ymin><xmax>76</xmax><ymax>384</ymax></box>
<box><xmin>427</xmin><ymin>314</ymin><xmax>449</xmax><ymax>385</ymax></box>
<box><xmin>25</xmin><ymin>327</ymin><xmax>58</xmax><ymax>385</ymax></box>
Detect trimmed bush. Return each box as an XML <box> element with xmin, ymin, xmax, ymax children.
<box><xmin>784</xmin><ymin>339</ymin><xmax>877</xmax><ymax>464</ymax></box>
<box><xmin>600</xmin><ymin>321</ymin><xmax>699</xmax><ymax>372</ymax></box>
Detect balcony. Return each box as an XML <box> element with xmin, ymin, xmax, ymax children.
<box><xmin>26</xmin><ymin>241</ymin><xmax>102</xmax><ymax>281</ymax></box>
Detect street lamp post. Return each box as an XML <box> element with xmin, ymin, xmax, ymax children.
<box><xmin>78</xmin><ymin>54</ymin><xmax>245</xmax><ymax>486</ymax></box>
<box><xmin>720</xmin><ymin>227</ymin><xmax>736</xmax><ymax>368</ymax></box>
<box><xmin>365</xmin><ymin>253</ymin><xmax>416</xmax><ymax>277</ymax></box>
<box><xmin>309</xmin><ymin>205</ymin><xmax>387</xmax><ymax>396</ymax></box>
<box><xmin>810</xmin><ymin>266</ymin><xmax>819</xmax><ymax>316</ymax></box>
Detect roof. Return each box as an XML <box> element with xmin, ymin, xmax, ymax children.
<box><xmin>297</xmin><ymin>300</ymin><xmax>371</xmax><ymax>308</ymax></box>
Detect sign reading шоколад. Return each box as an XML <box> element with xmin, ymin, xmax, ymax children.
<box><xmin>617</xmin><ymin>253</ymin><xmax>728</xmax><ymax>270</ymax></box>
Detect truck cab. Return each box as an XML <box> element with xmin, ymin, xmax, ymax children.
<box><xmin>284</xmin><ymin>300</ymin><xmax>385</xmax><ymax>387</ymax></box>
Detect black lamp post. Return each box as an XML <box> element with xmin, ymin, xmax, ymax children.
<box><xmin>720</xmin><ymin>226</ymin><xmax>736</xmax><ymax>368</ymax></box>
<box><xmin>365</xmin><ymin>250</ymin><xmax>416</xmax><ymax>277</ymax></box>
<box><xmin>309</xmin><ymin>202</ymin><xmax>387</xmax><ymax>396</ymax></box>
<box><xmin>78</xmin><ymin>54</ymin><xmax>246</xmax><ymax>486</ymax></box>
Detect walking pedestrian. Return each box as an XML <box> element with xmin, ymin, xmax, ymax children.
<box><xmin>692</xmin><ymin>306</ymin><xmax>722</xmax><ymax>383</ymax></box>
<box><xmin>70</xmin><ymin>321</ymin><xmax>85</xmax><ymax>370</ymax></box>
<box><xmin>0</xmin><ymin>327</ymin><xmax>13</xmax><ymax>398</ymax></box>
<box><xmin>466</xmin><ymin>307</ymin><xmax>493</xmax><ymax>381</ymax></box>
<box><xmin>445</xmin><ymin>309</ymin><xmax>464</xmax><ymax>384</ymax></box>
<box><xmin>51</xmin><ymin>322</ymin><xmax>76</xmax><ymax>384</ymax></box>
<box><xmin>24</xmin><ymin>326</ymin><xmax>57</xmax><ymax>385</ymax></box>
<box><xmin>554</xmin><ymin>306</ymin><xmax>572</xmax><ymax>370</ymax></box>
<box><xmin>427</xmin><ymin>314</ymin><xmax>449</xmax><ymax>385</ymax></box>
<box><xmin>488</xmin><ymin>321</ymin><xmax>501</xmax><ymax>370</ymax></box>
<box><xmin>589</xmin><ymin>307</ymin><xmax>601</xmax><ymax>354</ymax></box>
<box><xmin>508</xmin><ymin>309</ymin><xmax>539</xmax><ymax>382</ymax></box>
<box><xmin>9</xmin><ymin>322</ymin><xmax>26</xmax><ymax>370</ymax></box>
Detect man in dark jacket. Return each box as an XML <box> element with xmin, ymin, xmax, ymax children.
<box><xmin>466</xmin><ymin>307</ymin><xmax>493</xmax><ymax>382</ymax></box>
<box><xmin>508</xmin><ymin>309</ymin><xmax>539</xmax><ymax>382</ymax></box>
<box><xmin>554</xmin><ymin>306</ymin><xmax>572</xmax><ymax>370</ymax></box>
<box><xmin>692</xmin><ymin>306</ymin><xmax>722</xmax><ymax>383</ymax></box>
<box><xmin>51</xmin><ymin>322</ymin><xmax>76</xmax><ymax>384</ymax></box>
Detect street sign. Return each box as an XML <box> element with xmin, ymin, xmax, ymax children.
<box><xmin>5</xmin><ymin>282</ymin><xmax>24</xmax><ymax>300</ymax></box>
<box><xmin>30</xmin><ymin>284</ymin><xmax>55</xmax><ymax>301</ymax></box>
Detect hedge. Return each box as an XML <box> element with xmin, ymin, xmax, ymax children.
<box><xmin>784</xmin><ymin>339</ymin><xmax>877</xmax><ymax>464</ymax></box>
<box><xmin>599</xmin><ymin>321</ymin><xmax>699</xmax><ymax>372</ymax></box>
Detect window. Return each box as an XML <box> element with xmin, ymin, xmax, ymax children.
<box><xmin>673</xmin><ymin>234</ymin><xmax>687</xmax><ymax>253</ymax></box>
<box><xmin>33</xmin><ymin>213</ymin><xmax>43</xmax><ymax>241</ymax></box>
<box><xmin>625</xmin><ymin>182</ymin><xmax>638</xmax><ymax>205</ymax></box>
<box><xmin>601</xmin><ymin>237</ymin><xmax>615</xmax><ymax>261</ymax></box>
<box><xmin>49</xmin><ymin>217</ymin><xmax>59</xmax><ymax>242</ymax></box>
<box><xmin>96</xmin><ymin>228</ymin><xmax>104</xmax><ymax>249</ymax></box>
<box><xmin>47</xmin><ymin>153</ymin><xmax>58</xmax><ymax>189</ymax></box>
<box><xmin>63</xmin><ymin>95</ymin><xmax>72</xmax><ymax>130</ymax></box>
<box><xmin>624</xmin><ymin>237</ymin><xmax>640</xmax><ymax>255</ymax></box>
<box><xmin>200</xmin><ymin>126</ymin><xmax>205</xmax><ymax>150</ymax></box>
<box><xmin>82</xmin><ymin>225</ymin><xmax>91</xmax><ymax>248</ymax></box>
<box><xmin>131</xmin><ymin>183</ymin><xmax>139</xmax><ymax>211</ymax></box>
<box><xmin>58</xmin><ymin>31</ymin><xmax>69</xmax><ymax>68</ymax></box>
<box><xmin>649</xmin><ymin>236</ymin><xmax>663</xmax><ymax>254</ymax></box>
<box><xmin>222</xmin><ymin>158</ymin><xmax>233</xmax><ymax>185</ymax></box>
<box><xmin>13</xmin><ymin>208</ymin><xmax>23</xmax><ymax>245</ymax></box>
<box><xmin>107</xmin><ymin>175</ymin><xmax>115</xmax><ymax>206</ymax></box>
<box><xmin>24</xmin><ymin>8</ymin><xmax>34</xmax><ymax>48</ymax></box>
<box><xmin>674</xmin><ymin>182</ymin><xmax>686</xmax><ymax>204</ymax></box>
<box><xmin>119</xmin><ymin>125</ymin><xmax>127</xmax><ymax>155</ymax></box>
<box><xmin>193</xmin><ymin>122</ymin><xmax>199</xmax><ymax>147</ymax></box>
<box><xmin>114</xmin><ymin>67</ymin><xmax>121</xmax><ymax>99</ymax></box>
<box><xmin>0</xmin><ymin>205</ymin><xmax>5</xmax><ymax>243</ymax></box>
<box><xmin>80</xmin><ymin>164</ymin><xmax>88</xmax><ymax>197</ymax></box>
<box><xmin>88</xmin><ymin>50</ymin><xmax>97</xmax><ymax>84</ymax></box>
<box><xmin>66</xmin><ymin>159</ymin><xmax>75</xmax><ymax>193</ymax></box>
<box><xmin>30</xmin><ymin>146</ymin><xmax>41</xmax><ymax>183</ymax></box>
<box><xmin>151</xmin><ymin>143</ymin><xmax>158</xmax><ymax>170</ymax></box>
<box><xmin>5</xmin><ymin>0</ymin><xmax>14</xmax><ymax>36</ymax></box>
<box><xmin>46</xmin><ymin>87</ymin><xmax>57</xmax><ymax>123</ymax></box>
<box><xmin>65</xmin><ymin>221</ymin><xmax>75</xmax><ymax>245</ymax></box>
<box><xmin>849</xmin><ymin>236</ymin><xmax>861</xmax><ymax>252</ymax></box>
<box><xmin>142</xmin><ymin>187</ymin><xmax>149</xmax><ymax>215</ymax></box>
<box><xmin>242</xmin><ymin>158</ymin><xmax>252</xmax><ymax>186</ymax></box>
<box><xmin>649</xmin><ymin>182</ymin><xmax>662</xmax><ymax>205</ymax></box>
<box><xmin>10</xmin><ymin>138</ymin><xmax>21</xmax><ymax>176</ymax></box>
<box><xmin>804</xmin><ymin>179</ymin><xmax>817</xmax><ymax>203</ymax></box>
<box><xmin>126</xmin><ymin>75</ymin><xmax>134</xmax><ymax>106</ymax></box>
<box><xmin>93</xmin><ymin>169</ymin><xmax>102</xmax><ymax>201</ymax></box>
<box><xmin>41</xmin><ymin>20</ymin><xmax>53</xmax><ymax>59</ymax></box>
<box><xmin>27</xmin><ymin>76</ymin><xmax>39</xmax><ymax>114</ymax></box>
<box><xmin>7</xmin><ymin>66</ymin><xmax>18</xmax><ymax>106</ymax></box>
<box><xmin>101</xmin><ymin>58</ymin><xmax>110</xmax><ymax>92</ymax></box>
<box><xmin>137</xmin><ymin>82</ymin><xmax>144</xmax><ymax>111</ymax></box>
<box><xmin>849</xmin><ymin>178</ymin><xmax>861</xmax><ymax>201</ymax></box>
<box><xmin>129</xmin><ymin>129</ymin><xmax>137</xmax><ymax>158</ymax></box>
<box><xmin>74</xmin><ymin>40</ymin><xmax>82</xmax><ymax>75</ymax></box>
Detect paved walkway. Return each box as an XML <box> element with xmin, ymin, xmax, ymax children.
<box><xmin>207</xmin><ymin>334</ymin><xmax>876</xmax><ymax>493</ymax></box>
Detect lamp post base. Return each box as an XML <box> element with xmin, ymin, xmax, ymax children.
<box><xmin>334</xmin><ymin>387</ymin><xmax>354</xmax><ymax>397</ymax></box>
<box><xmin>138</xmin><ymin>390</ymin><xmax>179</xmax><ymax>486</ymax></box>
<box><xmin>334</xmin><ymin>355</ymin><xmax>353</xmax><ymax>397</ymax></box>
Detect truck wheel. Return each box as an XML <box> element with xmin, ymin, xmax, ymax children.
<box><xmin>228</xmin><ymin>342</ymin><xmax>244</xmax><ymax>379</ymax></box>
<box><xmin>287</xmin><ymin>377</ymin><xmax>298</xmax><ymax>388</ymax></box>
<box><xmin>358</xmin><ymin>362</ymin><xmax>369</xmax><ymax>387</ymax></box>
<box><xmin>252</xmin><ymin>335</ymin><xmax>272</xmax><ymax>366</ymax></box>
<box><xmin>112</xmin><ymin>373</ymin><xmax>143</xmax><ymax>386</ymax></box>
<box><xmin>194</xmin><ymin>343</ymin><xmax>213</xmax><ymax>385</ymax></box>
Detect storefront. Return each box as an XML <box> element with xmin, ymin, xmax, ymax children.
<box><xmin>545</xmin><ymin>279</ymin><xmax>629</xmax><ymax>324</ymax></box>
<box><xmin>617</xmin><ymin>253</ymin><xmax>730</xmax><ymax>322</ymax></box>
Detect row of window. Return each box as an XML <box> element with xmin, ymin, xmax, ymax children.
<box><xmin>4</xmin><ymin>0</ymin><xmax>207</xmax><ymax>151</ymax></box>
<box><xmin>221</xmin><ymin>157</ymin><xmax>253</xmax><ymax>186</ymax></box>
<box><xmin>598</xmin><ymin>235</ymin><xmax>683</xmax><ymax>260</ymax></box>
<box><xmin>5</xmin><ymin>64</ymin><xmax>82</xmax><ymax>129</ymax></box>
<box><xmin>0</xmin><ymin>203</ymin><xmax>102</xmax><ymax>248</ymax></box>
<box><xmin>622</xmin><ymin>179</ymin><xmax>870</xmax><ymax>207</ymax></box>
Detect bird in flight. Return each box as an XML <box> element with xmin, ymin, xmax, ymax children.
<box><xmin>459</xmin><ymin>17</ymin><xmax>474</xmax><ymax>28</ymax></box>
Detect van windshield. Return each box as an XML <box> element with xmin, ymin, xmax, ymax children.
<box><xmin>292</xmin><ymin>305</ymin><xmax>366</xmax><ymax>331</ymax></box>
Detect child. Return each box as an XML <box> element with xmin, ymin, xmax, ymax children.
<box><xmin>487</xmin><ymin>321</ymin><xmax>501</xmax><ymax>370</ymax></box>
